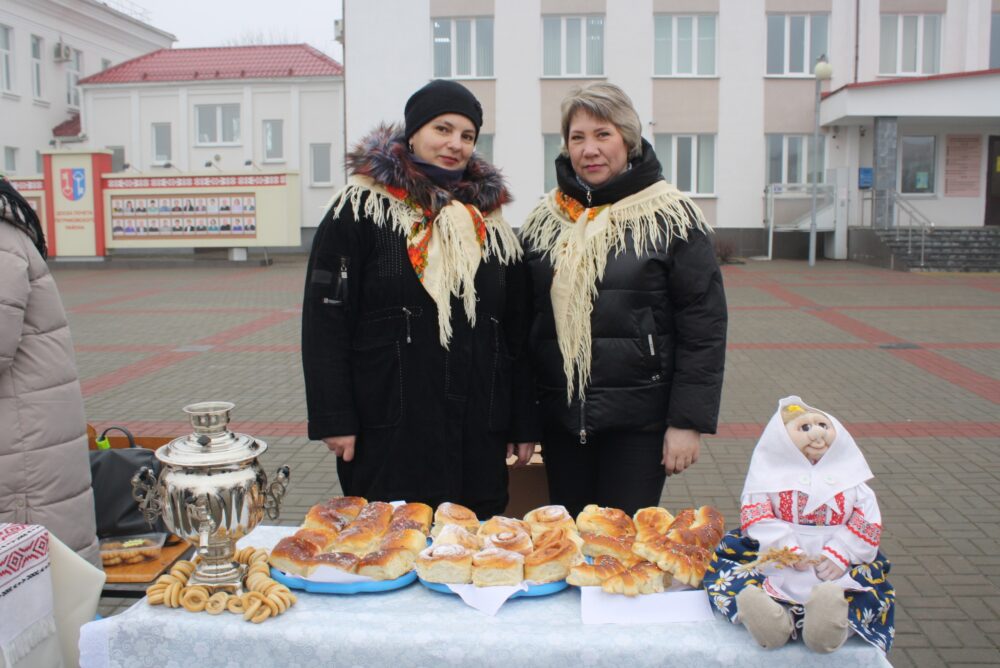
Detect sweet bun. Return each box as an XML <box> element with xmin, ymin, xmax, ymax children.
<box><xmin>294</xmin><ymin>528</ymin><xmax>339</xmax><ymax>552</ymax></box>
<box><xmin>432</xmin><ymin>502</ymin><xmax>479</xmax><ymax>535</ymax></box>
<box><xmin>416</xmin><ymin>544</ymin><xmax>473</xmax><ymax>584</ymax></box>
<box><xmin>533</xmin><ymin>526</ymin><xmax>583</xmax><ymax>550</ymax></box>
<box><xmin>566</xmin><ymin>555</ymin><xmax>627</xmax><ymax>587</ymax></box>
<box><xmin>471</xmin><ymin>547</ymin><xmax>524</xmax><ymax>587</ymax></box>
<box><xmin>580</xmin><ymin>532</ymin><xmax>641</xmax><ymax>566</ymax></box>
<box><xmin>665</xmin><ymin>506</ymin><xmax>726</xmax><ymax>550</ymax></box>
<box><xmin>432</xmin><ymin>524</ymin><xmax>483</xmax><ymax>551</ymax></box>
<box><xmin>600</xmin><ymin>561</ymin><xmax>667</xmax><ymax>597</ymax></box>
<box><xmin>576</xmin><ymin>504</ymin><xmax>636</xmax><ymax>539</ymax></box>
<box><xmin>334</xmin><ymin>523</ymin><xmax>386</xmax><ymax>556</ymax></box>
<box><xmin>302</xmin><ymin>504</ymin><xmax>350</xmax><ymax>534</ymax></box>
<box><xmin>268</xmin><ymin>536</ymin><xmax>320</xmax><ymax>577</ymax></box>
<box><xmin>357</xmin><ymin>547</ymin><xmax>416</xmax><ymax>580</ymax></box>
<box><xmin>523</xmin><ymin>505</ymin><xmax>576</xmax><ymax>541</ymax></box>
<box><xmin>391</xmin><ymin>502</ymin><xmax>433</xmax><ymax>534</ymax></box>
<box><xmin>478</xmin><ymin>515</ymin><xmax>530</xmax><ymax>537</ymax></box>
<box><xmin>308</xmin><ymin>552</ymin><xmax>359</xmax><ymax>575</ymax></box>
<box><xmin>323</xmin><ymin>496</ymin><xmax>368</xmax><ymax>521</ymax></box>
<box><xmin>633</xmin><ymin>507</ymin><xmax>676</xmax><ymax>542</ymax></box>
<box><xmin>482</xmin><ymin>528</ymin><xmax>533</xmax><ymax>556</ymax></box>
<box><xmin>352</xmin><ymin>502</ymin><xmax>395</xmax><ymax>531</ymax></box>
<box><xmin>632</xmin><ymin>536</ymin><xmax>711</xmax><ymax>588</ymax></box>
<box><xmin>380</xmin><ymin>528</ymin><xmax>428</xmax><ymax>555</ymax></box>
<box><xmin>523</xmin><ymin>539</ymin><xmax>582</xmax><ymax>584</ymax></box>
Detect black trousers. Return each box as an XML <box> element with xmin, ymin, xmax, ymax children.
<box><xmin>541</xmin><ymin>428</ymin><xmax>667</xmax><ymax>518</ymax></box>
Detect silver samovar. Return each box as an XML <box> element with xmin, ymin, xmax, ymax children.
<box><xmin>131</xmin><ymin>401</ymin><xmax>290</xmax><ymax>593</ymax></box>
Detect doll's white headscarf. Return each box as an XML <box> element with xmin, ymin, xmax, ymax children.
<box><xmin>742</xmin><ymin>396</ymin><xmax>874</xmax><ymax>515</ymax></box>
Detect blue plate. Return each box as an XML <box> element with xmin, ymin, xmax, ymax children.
<box><xmin>271</xmin><ymin>567</ymin><xmax>417</xmax><ymax>594</ymax></box>
<box><xmin>419</xmin><ymin>577</ymin><xmax>567</xmax><ymax>598</ymax></box>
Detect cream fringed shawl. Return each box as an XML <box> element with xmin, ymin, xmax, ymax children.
<box><xmin>521</xmin><ymin>180</ymin><xmax>709</xmax><ymax>403</ymax></box>
<box><xmin>329</xmin><ymin>174</ymin><xmax>522</xmax><ymax>347</ymax></box>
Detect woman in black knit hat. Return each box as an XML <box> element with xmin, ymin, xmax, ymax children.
<box><xmin>301</xmin><ymin>80</ymin><xmax>536</xmax><ymax>516</ymax></box>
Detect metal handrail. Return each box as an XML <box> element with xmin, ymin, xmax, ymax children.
<box><xmin>889</xmin><ymin>190</ymin><xmax>935</xmax><ymax>268</ymax></box>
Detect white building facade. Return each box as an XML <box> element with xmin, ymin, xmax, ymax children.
<box><xmin>0</xmin><ymin>0</ymin><xmax>174</xmax><ymax>177</ymax></box>
<box><xmin>343</xmin><ymin>0</ymin><xmax>1000</xmax><ymax>257</ymax></box>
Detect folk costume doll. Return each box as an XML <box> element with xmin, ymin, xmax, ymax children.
<box><xmin>520</xmin><ymin>83</ymin><xmax>727</xmax><ymax>516</ymax></box>
<box><xmin>302</xmin><ymin>80</ymin><xmax>534</xmax><ymax>516</ymax></box>
<box><xmin>705</xmin><ymin>396</ymin><xmax>896</xmax><ymax>653</ymax></box>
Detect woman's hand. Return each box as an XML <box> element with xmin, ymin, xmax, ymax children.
<box><xmin>507</xmin><ymin>442</ymin><xmax>536</xmax><ymax>468</ymax></box>
<box><xmin>815</xmin><ymin>557</ymin><xmax>847</xmax><ymax>581</ymax></box>
<box><xmin>661</xmin><ymin>427</ymin><xmax>701</xmax><ymax>476</ymax></box>
<box><xmin>323</xmin><ymin>435</ymin><xmax>356</xmax><ymax>461</ymax></box>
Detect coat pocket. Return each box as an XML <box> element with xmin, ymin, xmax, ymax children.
<box><xmin>351</xmin><ymin>334</ymin><xmax>403</xmax><ymax>429</ymax></box>
<box><xmin>637</xmin><ymin>307</ymin><xmax>663</xmax><ymax>382</ymax></box>
<box><xmin>488</xmin><ymin>317</ymin><xmax>514</xmax><ymax>432</ymax></box>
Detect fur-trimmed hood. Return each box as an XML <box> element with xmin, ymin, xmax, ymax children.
<box><xmin>346</xmin><ymin>123</ymin><xmax>511</xmax><ymax>215</ymax></box>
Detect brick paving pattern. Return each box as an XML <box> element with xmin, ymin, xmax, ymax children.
<box><xmin>61</xmin><ymin>258</ymin><xmax>1000</xmax><ymax>666</ymax></box>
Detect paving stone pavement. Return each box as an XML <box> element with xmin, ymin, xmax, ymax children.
<box><xmin>59</xmin><ymin>257</ymin><xmax>1000</xmax><ymax>667</ymax></box>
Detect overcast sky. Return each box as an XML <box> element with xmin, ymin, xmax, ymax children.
<box><xmin>135</xmin><ymin>0</ymin><xmax>344</xmax><ymax>62</ymax></box>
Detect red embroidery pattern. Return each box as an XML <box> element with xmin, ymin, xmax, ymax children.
<box><xmin>740</xmin><ymin>502</ymin><xmax>775</xmax><ymax>530</ymax></box>
<box><xmin>798</xmin><ymin>492</ymin><xmax>846</xmax><ymax>526</ymax></box>
<box><xmin>823</xmin><ymin>546</ymin><xmax>849</xmax><ymax>568</ymax></box>
<box><xmin>778</xmin><ymin>492</ymin><xmax>794</xmax><ymax>522</ymax></box>
<box><xmin>846</xmin><ymin>508</ymin><xmax>882</xmax><ymax>546</ymax></box>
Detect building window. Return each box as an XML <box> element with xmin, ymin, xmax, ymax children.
<box><xmin>654</xmin><ymin>134</ymin><xmax>716</xmax><ymax>194</ymax></box>
<box><xmin>766</xmin><ymin>134</ymin><xmax>826</xmax><ymax>185</ymax></box>
<box><xmin>766</xmin><ymin>14</ymin><xmax>829</xmax><ymax>75</ymax></box>
<box><xmin>195</xmin><ymin>104</ymin><xmax>240</xmax><ymax>144</ymax></box>
<box><xmin>900</xmin><ymin>136</ymin><xmax>935</xmax><ymax>194</ymax></box>
<box><xmin>263</xmin><ymin>119</ymin><xmax>284</xmax><ymax>161</ymax></box>
<box><xmin>879</xmin><ymin>14</ymin><xmax>940</xmax><ymax>75</ymax></box>
<box><xmin>433</xmin><ymin>17</ymin><xmax>494</xmax><ymax>78</ymax></box>
<box><xmin>542</xmin><ymin>15</ymin><xmax>604</xmax><ymax>77</ymax></box>
<box><xmin>475</xmin><ymin>133</ymin><xmax>493</xmax><ymax>163</ymax></box>
<box><xmin>543</xmin><ymin>134</ymin><xmax>562</xmax><ymax>192</ymax></box>
<box><xmin>4</xmin><ymin>146</ymin><xmax>16</xmax><ymax>174</ymax></box>
<box><xmin>66</xmin><ymin>48</ymin><xmax>82</xmax><ymax>106</ymax></box>
<box><xmin>107</xmin><ymin>146</ymin><xmax>125</xmax><ymax>172</ymax></box>
<box><xmin>35</xmin><ymin>150</ymin><xmax>43</xmax><ymax>174</ymax></box>
<box><xmin>0</xmin><ymin>25</ymin><xmax>13</xmax><ymax>92</ymax></box>
<box><xmin>310</xmin><ymin>143</ymin><xmax>332</xmax><ymax>185</ymax></box>
<box><xmin>992</xmin><ymin>14</ymin><xmax>1000</xmax><ymax>69</ymax></box>
<box><xmin>31</xmin><ymin>35</ymin><xmax>42</xmax><ymax>98</ymax></box>
<box><xmin>152</xmin><ymin>123</ymin><xmax>171</xmax><ymax>163</ymax></box>
<box><xmin>654</xmin><ymin>15</ymin><xmax>716</xmax><ymax>76</ymax></box>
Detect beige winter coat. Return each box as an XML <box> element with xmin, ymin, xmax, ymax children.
<box><xmin>0</xmin><ymin>216</ymin><xmax>100</xmax><ymax>568</ymax></box>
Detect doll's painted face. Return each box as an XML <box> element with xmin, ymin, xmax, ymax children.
<box><xmin>786</xmin><ymin>411</ymin><xmax>836</xmax><ymax>464</ymax></box>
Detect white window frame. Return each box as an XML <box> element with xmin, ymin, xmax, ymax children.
<box><xmin>542</xmin><ymin>15</ymin><xmax>605</xmax><ymax>77</ymax></box>
<box><xmin>31</xmin><ymin>35</ymin><xmax>43</xmax><ymax>99</ymax></box>
<box><xmin>653</xmin><ymin>15</ymin><xmax>717</xmax><ymax>77</ymax></box>
<box><xmin>263</xmin><ymin>119</ymin><xmax>284</xmax><ymax>162</ymax></box>
<box><xmin>766</xmin><ymin>134</ymin><xmax>826</xmax><ymax>185</ymax></box>
<box><xmin>310</xmin><ymin>143</ymin><xmax>333</xmax><ymax>186</ymax></box>
<box><xmin>432</xmin><ymin>17</ymin><xmax>494</xmax><ymax>79</ymax></box>
<box><xmin>1</xmin><ymin>25</ymin><xmax>14</xmax><ymax>93</ymax></box>
<box><xmin>543</xmin><ymin>133</ymin><xmax>562</xmax><ymax>192</ymax></box>
<box><xmin>195</xmin><ymin>103</ymin><xmax>241</xmax><ymax>146</ymax></box>
<box><xmin>879</xmin><ymin>14</ymin><xmax>941</xmax><ymax>76</ymax></box>
<box><xmin>898</xmin><ymin>135</ymin><xmax>937</xmax><ymax>195</ymax></box>
<box><xmin>66</xmin><ymin>48</ymin><xmax>82</xmax><ymax>107</ymax></box>
<box><xmin>655</xmin><ymin>134</ymin><xmax>716</xmax><ymax>195</ymax></box>
<box><xmin>4</xmin><ymin>146</ymin><xmax>17</xmax><ymax>174</ymax></box>
<box><xmin>35</xmin><ymin>150</ymin><xmax>43</xmax><ymax>175</ymax></box>
<box><xmin>152</xmin><ymin>122</ymin><xmax>171</xmax><ymax>164</ymax></box>
<box><xmin>766</xmin><ymin>14</ymin><xmax>829</xmax><ymax>77</ymax></box>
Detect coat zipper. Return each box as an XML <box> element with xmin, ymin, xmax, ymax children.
<box><xmin>648</xmin><ymin>334</ymin><xmax>662</xmax><ymax>382</ymax></box>
<box><xmin>586</xmin><ymin>190</ymin><xmax>592</xmax><ymax>206</ymax></box>
<box><xmin>402</xmin><ymin>307</ymin><xmax>413</xmax><ymax>344</ymax></box>
<box><xmin>579</xmin><ymin>398</ymin><xmax>588</xmax><ymax>445</ymax></box>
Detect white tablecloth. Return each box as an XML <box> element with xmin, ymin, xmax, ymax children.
<box><xmin>79</xmin><ymin>526</ymin><xmax>893</xmax><ymax>668</ymax></box>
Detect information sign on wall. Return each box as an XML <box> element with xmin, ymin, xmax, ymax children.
<box><xmin>944</xmin><ymin>135</ymin><xmax>982</xmax><ymax>197</ymax></box>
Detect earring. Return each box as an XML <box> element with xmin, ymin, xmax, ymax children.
<box><xmin>408</xmin><ymin>143</ymin><xmax>414</xmax><ymax>152</ymax></box>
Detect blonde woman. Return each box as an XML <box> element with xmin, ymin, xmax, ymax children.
<box><xmin>521</xmin><ymin>83</ymin><xmax>727</xmax><ymax>516</ymax></box>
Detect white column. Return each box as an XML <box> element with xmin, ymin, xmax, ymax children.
<box><xmin>494</xmin><ymin>0</ymin><xmax>542</xmax><ymax>227</ymax></box>
<box><xmin>290</xmin><ymin>83</ymin><xmax>301</xmax><ymax>171</ymax></box>
<box><xmin>177</xmin><ymin>87</ymin><xmax>189</xmax><ymax>171</ymax></box>
<box><xmin>605</xmin><ymin>0</ymin><xmax>653</xmax><ymax>144</ymax></box>
<box><xmin>243</xmin><ymin>85</ymin><xmax>253</xmax><ymax>166</ymax></box>
<box><xmin>716</xmin><ymin>0</ymin><xmax>765</xmax><ymax>230</ymax></box>
<box><xmin>130</xmin><ymin>89</ymin><xmax>141</xmax><ymax>169</ymax></box>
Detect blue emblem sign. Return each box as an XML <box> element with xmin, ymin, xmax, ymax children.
<box><xmin>60</xmin><ymin>168</ymin><xmax>86</xmax><ymax>201</ymax></box>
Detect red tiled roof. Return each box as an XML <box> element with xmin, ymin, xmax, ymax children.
<box><xmin>53</xmin><ymin>113</ymin><xmax>81</xmax><ymax>137</ymax></box>
<box><xmin>79</xmin><ymin>44</ymin><xmax>343</xmax><ymax>85</ymax></box>
<box><xmin>824</xmin><ymin>68</ymin><xmax>1000</xmax><ymax>98</ymax></box>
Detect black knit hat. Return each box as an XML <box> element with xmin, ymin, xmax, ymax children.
<box><xmin>404</xmin><ymin>79</ymin><xmax>483</xmax><ymax>141</ymax></box>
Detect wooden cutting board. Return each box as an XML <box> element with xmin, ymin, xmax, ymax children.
<box><xmin>104</xmin><ymin>537</ymin><xmax>193</xmax><ymax>584</ymax></box>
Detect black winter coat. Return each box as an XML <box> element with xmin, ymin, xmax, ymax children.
<box><xmin>301</xmin><ymin>127</ymin><xmax>531</xmax><ymax>515</ymax></box>
<box><xmin>522</xmin><ymin>141</ymin><xmax>727</xmax><ymax>440</ymax></box>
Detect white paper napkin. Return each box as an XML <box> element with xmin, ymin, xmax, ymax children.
<box><xmin>444</xmin><ymin>582</ymin><xmax>530</xmax><ymax>616</ymax></box>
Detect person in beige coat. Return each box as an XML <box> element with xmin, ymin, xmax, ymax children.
<box><xmin>0</xmin><ymin>177</ymin><xmax>100</xmax><ymax>568</ymax></box>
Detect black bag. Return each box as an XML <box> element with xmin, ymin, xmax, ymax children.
<box><xmin>89</xmin><ymin>427</ymin><xmax>166</xmax><ymax>538</ymax></box>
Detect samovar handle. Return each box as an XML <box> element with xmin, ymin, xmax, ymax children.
<box><xmin>185</xmin><ymin>495</ymin><xmax>216</xmax><ymax>558</ymax></box>
<box><xmin>131</xmin><ymin>466</ymin><xmax>163</xmax><ymax>525</ymax></box>
<box><xmin>263</xmin><ymin>465</ymin><xmax>291</xmax><ymax>520</ymax></box>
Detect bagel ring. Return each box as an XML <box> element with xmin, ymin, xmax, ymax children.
<box><xmin>205</xmin><ymin>592</ymin><xmax>229</xmax><ymax>615</ymax></box>
<box><xmin>180</xmin><ymin>587</ymin><xmax>209</xmax><ymax>613</ymax></box>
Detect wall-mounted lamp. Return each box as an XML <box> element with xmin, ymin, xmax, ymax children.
<box><xmin>244</xmin><ymin>159</ymin><xmax>261</xmax><ymax>171</ymax></box>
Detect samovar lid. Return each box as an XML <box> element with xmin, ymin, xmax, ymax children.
<box><xmin>156</xmin><ymin>401</ymin><xmax>268</xmax><ymax>467</ymax></box>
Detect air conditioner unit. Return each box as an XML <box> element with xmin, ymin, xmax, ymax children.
<box><xmin>54</xmin><ymin>42</ymin><xmax>72</xmax><ymax>62</ymax></box>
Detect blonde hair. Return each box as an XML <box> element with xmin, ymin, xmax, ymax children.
<box><xmin>560</xmin><ymin>82</ymin><xmax>643</xmax><ymax>159</ymax></box>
